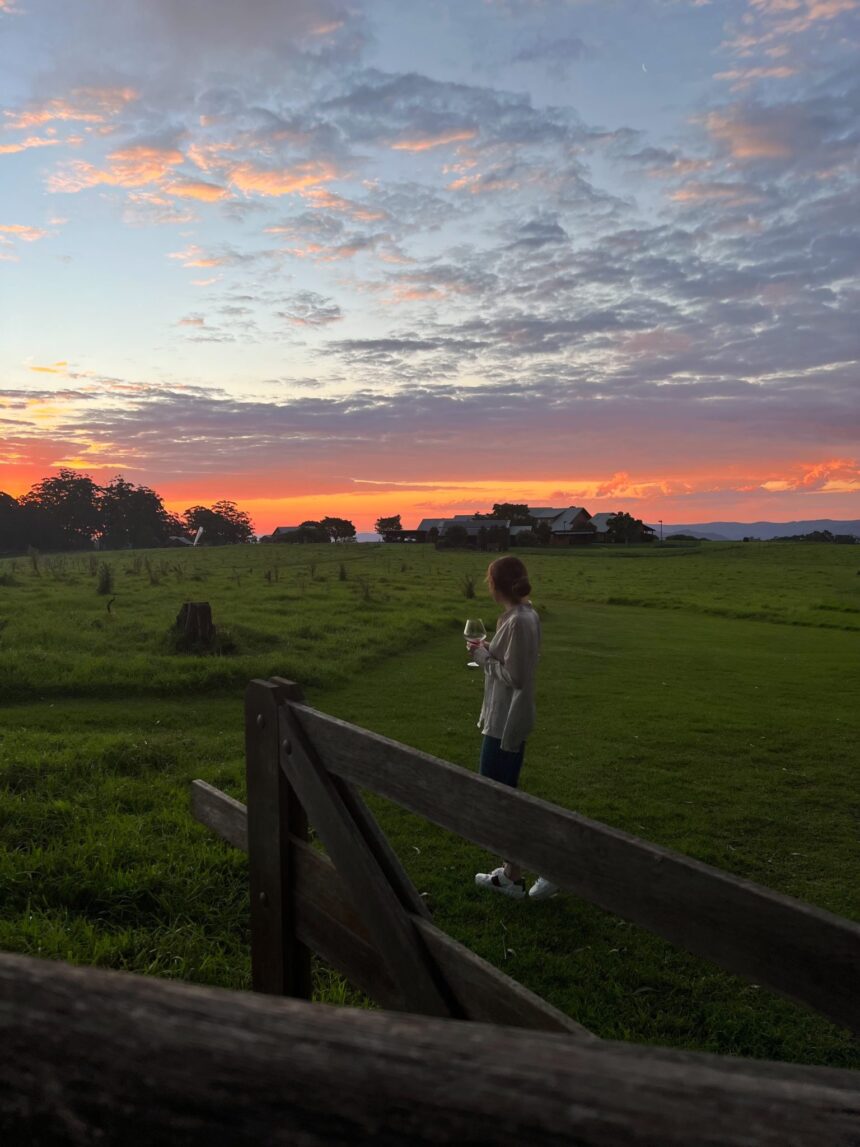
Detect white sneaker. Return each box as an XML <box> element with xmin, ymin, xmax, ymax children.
<box><xmin>529</xmin><ymin>876</ymin><xmax>559</xmax><ymax>901</ymax></box>
<box><xmin>475</xmin><ymin>867</ymin><xmax>526</xmax><ymax>899</ymax></box>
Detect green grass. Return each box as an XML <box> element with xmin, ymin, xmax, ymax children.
<box><xmin>0</xmin><ymin>541</ymin><xmax>858</xmax><ymax>1066</ymax></box>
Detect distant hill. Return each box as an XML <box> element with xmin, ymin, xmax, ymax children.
<box><xmin>652</xmin><ymin>519</ymin><xmax>860</xmax><ymax>541</ymax></box>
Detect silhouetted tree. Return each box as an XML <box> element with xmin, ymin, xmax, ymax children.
<box><xmin>0</xmin><ymin>492</ymin><xmax>24</xmax><ymax>553</ymax></box>
<box><xmin>20</xmin><ymin>469</ymin><xmax>101</xmax><ymax>550</ymax></box>
<box><xmin>99</xmin><ymin>476</ymin><xmax>179</xmax><ymax>549</ymax></box>
<box><xmin>490</xmin><ymin>503</ymin><xmax>532</xmax><ymax>525</ymax></box>
<box><xmin>375</xmin><ymin>514</ymin><xmax>402</xmax><ymax>537</ymax></box>
<box><xmin>184</xmin><ymin>501</ymin><xmax>254</xmax><ymax>545</ymax></box>
<box><xmin>605</xmin><ymin>512</ymin><xmax>654</xmax><ymax>544</ymax></box>
<box><xmin>320</xmin><ymin>515</ymin><xmax>357</xmax><ymax>542</ymax></box>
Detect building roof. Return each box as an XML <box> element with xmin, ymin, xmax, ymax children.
<box><xmin>589</xmin><ymin>512</ymin><xmax>616</xmax><ymax>533</ymax></box>
<box><xmin>272</xmin><ymin>525</ymin><xmax>301</xmax><ymax>534</ymax></box>
<box><xmin>551</xmin><ymin>506</ymin><xmax>591</xmax><ymax>531</ymax></box>
<box><xmin>529</xmin><ymin>507</ymin><xmax>566</xmax><ymax>520</ymax></box>
<box><xmin>416</xmin><ymin>516</ymin><xmax>511</xmax><ymax>534</ymax></box>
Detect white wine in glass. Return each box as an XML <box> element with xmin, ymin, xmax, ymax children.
<box><xmin>463</xmin><ymin>618</ymin><xmax>487</xmax><ymax>668</ymax></box>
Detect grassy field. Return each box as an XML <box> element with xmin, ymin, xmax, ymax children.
<box><xmin>0</xmin><ymin>540</ymin><xmax>858</xmax><ymax>1066</ymax></box>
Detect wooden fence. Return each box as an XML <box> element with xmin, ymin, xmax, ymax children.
<box><xmin>192</xmin><ymin>677</ymin><xmax>860</xmax><ymax>1041</ymax></box>
<box><xmin>2</xmin><ymin>675</ymin><xmax>858</xmax><ymax>1143</ymax></box>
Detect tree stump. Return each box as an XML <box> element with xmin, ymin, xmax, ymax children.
<box><xmin>174</xmin><ymin>602</ymin><xmax>216</xmax><ymax>648</ymax></box>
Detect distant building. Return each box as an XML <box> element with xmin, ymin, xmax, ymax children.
<box><xmin>547</xmin><ymin>506</ymin><xmax>594</xmax><ymax>545</ymax></box>
<box><xmin>411</xmin><ymin>516</ymin><xmax>510</xmax><ymax>548</ymax></box>
<box><xmin>589</xmin><ymin>512</ymin><xmax>616</xmax><ymax>542</ymax></box>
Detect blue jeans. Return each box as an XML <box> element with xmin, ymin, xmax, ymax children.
<box><xmin>479</xmin><ymin>735</ymin><xmax>525</xmax><ymax>788</ymax></box>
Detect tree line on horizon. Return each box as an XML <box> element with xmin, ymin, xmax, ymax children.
<box><xmin>0</xmin><ymin>469</ymin><xmax>254</xmax><ymax>554</ymax></box>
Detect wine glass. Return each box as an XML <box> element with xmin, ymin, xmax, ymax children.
<box><xmin>463</xmin><ymin>618</ymin><xmax>487</xmax><ymax>668</ymax></box>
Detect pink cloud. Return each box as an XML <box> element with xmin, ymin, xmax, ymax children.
<box><xmin>714</xmin><ymin>64</ymin><xmax>799</xmax><ymax>90</ymax></box>
<box><xmin>391</xmin><ymin>129</ymin><xmax>477</xmax><ymax>152</ymax></box>
<box><xmin>623</xmin><ymin>328</ymin><xmax>694</xmax><ymax>356</ymax></box>
<box><xmin>725</xmin><ymin>0</ymin><xmax>858</xmax><ymax>55</ymax></box>
<box><xmin>703</xmin><ymin>110</ymin><xmax>795</xmax><ymax>158</ymax></box>
<box><xmin>0</xmin><ymin>223</ymin><xmax>49</xmax><ymax>242</ymax></box>
<box><xmin>168</xmin><ymin>245</ymin><xmax>228</xmax><ymax>268</ymax></box>
<box><xmin>670</xmin><ymin>180</ymin><xmax>765</xmax><ymax>205</ymax></box>
<box><xmin>303</xmin><ymin>188</ymin><xmax>387</xmax><ymax>222</ymax></box>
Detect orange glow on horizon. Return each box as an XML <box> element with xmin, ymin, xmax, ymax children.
<box><xmin>2</xmin><ymin>460</ymin><xmax>858</xmax><ymax>533</ymax></box>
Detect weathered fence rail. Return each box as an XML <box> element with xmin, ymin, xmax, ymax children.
<box><xmin>193</xmin><ymin>677</ymin><xmax>860</xmax><ymax>1040</ymax></box>
<box><xmin>2</xmin><ymin>950</ymin><xmax>859</xmax><ymax>1147</ymax></box>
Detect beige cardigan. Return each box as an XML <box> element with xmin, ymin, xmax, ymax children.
<box><xmin>472</xmin><ymin>603</ymin><xmax>541</xmax><ymax>752</ymax></box>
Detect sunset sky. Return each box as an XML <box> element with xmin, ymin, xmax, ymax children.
<box><xmin>1</xmin><ymin>0</ymin><xmax>858</xmax><ymax>532</ymax></box>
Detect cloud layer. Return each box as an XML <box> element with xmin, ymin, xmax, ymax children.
<box><xmin>1</xmin><ymin>0</ymin><xmax>858</xmax><ymax>528</ymax></box>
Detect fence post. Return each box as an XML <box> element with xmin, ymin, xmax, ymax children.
<box><xmin>245</xmin><ymin>678</ymin><xmax>312</xmax><ymax>998</ymax></box>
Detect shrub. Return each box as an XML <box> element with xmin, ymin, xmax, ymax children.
<box><xmin>339</xmin><ymin>562</ymin><xmax>348</xmax><ymax>581</ymax></box>
<box><xmin>461</xmin><ymin>573</ymin><xmax>476</xmax><ymax>598</ymax></box>
<box><xmin>96</xmin><ymin>563</ymin><xmax>114</xmax><ymax>596</ymax></box>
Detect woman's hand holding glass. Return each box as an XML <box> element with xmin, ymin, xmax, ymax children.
<box><xmin>464</xmin><ymin>618</ymin><xmax>488</xmax><ymax>668</ymax></box>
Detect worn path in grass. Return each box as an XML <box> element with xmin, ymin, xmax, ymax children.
<box><xmin>1</xmin><ymin>584</ymin><xmax>857</xmax><ymax>1067</ymax></box>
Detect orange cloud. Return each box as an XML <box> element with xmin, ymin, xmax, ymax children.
<box><xmin>4</xmin><ymin>87</ymin><xmax>137</xmax><ymax>131</ymax></box>
<box><xmin>726</xmin><ymin>0</ymin><xmax>857</xmax><ymax>55</ymax></box>
<box><xmin>392</xmin><ymin>129</ymin><xmax>477</xmax><ymax>152</ymax></box>
<box><xmin>29</xmin><ymin>361</ymin><xmax>69</xmax><ymax>374</ymax></box>
<box><xmin>168</xmin><ymin>245</ymin><xmax>227</xmax><ymax>268</ymax></box>
<box><xmin>670</xmin><ymin>180</ymin><xmax>764</xmax><ymax>205</ymax></box>
<box><xmin>0</xmin><ymin>135</ymin><xmax>67</xmax><ymax>155</ymax></box>
<box><xmin>0</xmin><ymin>223</ymin><xmax>49</xmax><ymax>242</ymax></box>
<box><xmin>168</xmin><ymin>179</ymin><xmax>230</xmax><ymax>202</ymax></box>
<box><xmin>704</xmin><ymin>110</ymin><xmax>794</xmax><ymax>158</ymax></box>
<box><xmin>714</xmin><ymin>64</ymin><xmax>799</xmax><ymax>90</ymax></box>
<box><xmin>226</xmin><ymin>160</ymin><xmax>340</xmax><ymax>196</ymax></box>
<box><xmin>47</xmin><ymin>145</ymin><xmax>185</xmax><ymax>192</ymax></box>
<box><xmin>750</xmin><ymin>0</ymin><xmax>857</xmax><ymax>22</ymax></box>
<box><xmin>310</xmin><ymin>19</ymin><xmax>344</xmax><ymax>35</ymax></box>
<box><xmin>303</xmin><ymin>187</ymin><xmax>387</xmax><ymax>222</ymax></box>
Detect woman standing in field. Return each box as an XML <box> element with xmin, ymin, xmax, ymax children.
<box><xmin>467</xmin><ymin>555</ymin><xmax>558</xmax><ymax>901</ymax></box>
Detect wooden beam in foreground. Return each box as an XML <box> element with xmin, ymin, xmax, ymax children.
<box><xmin>2</xmin><ymin>951</ymin><xmax>858</xmax><ymax>1147</ymax></box>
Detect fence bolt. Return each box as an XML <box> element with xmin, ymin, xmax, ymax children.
<box><xmin>282</xmin><ymin>739</ymin><xmax>292</xmax><ymax>756</ymax></box>
<box><xmin>256</xmin><ymin>714</ymin><xmax>265</xmax><ymax>730</ymax></box>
